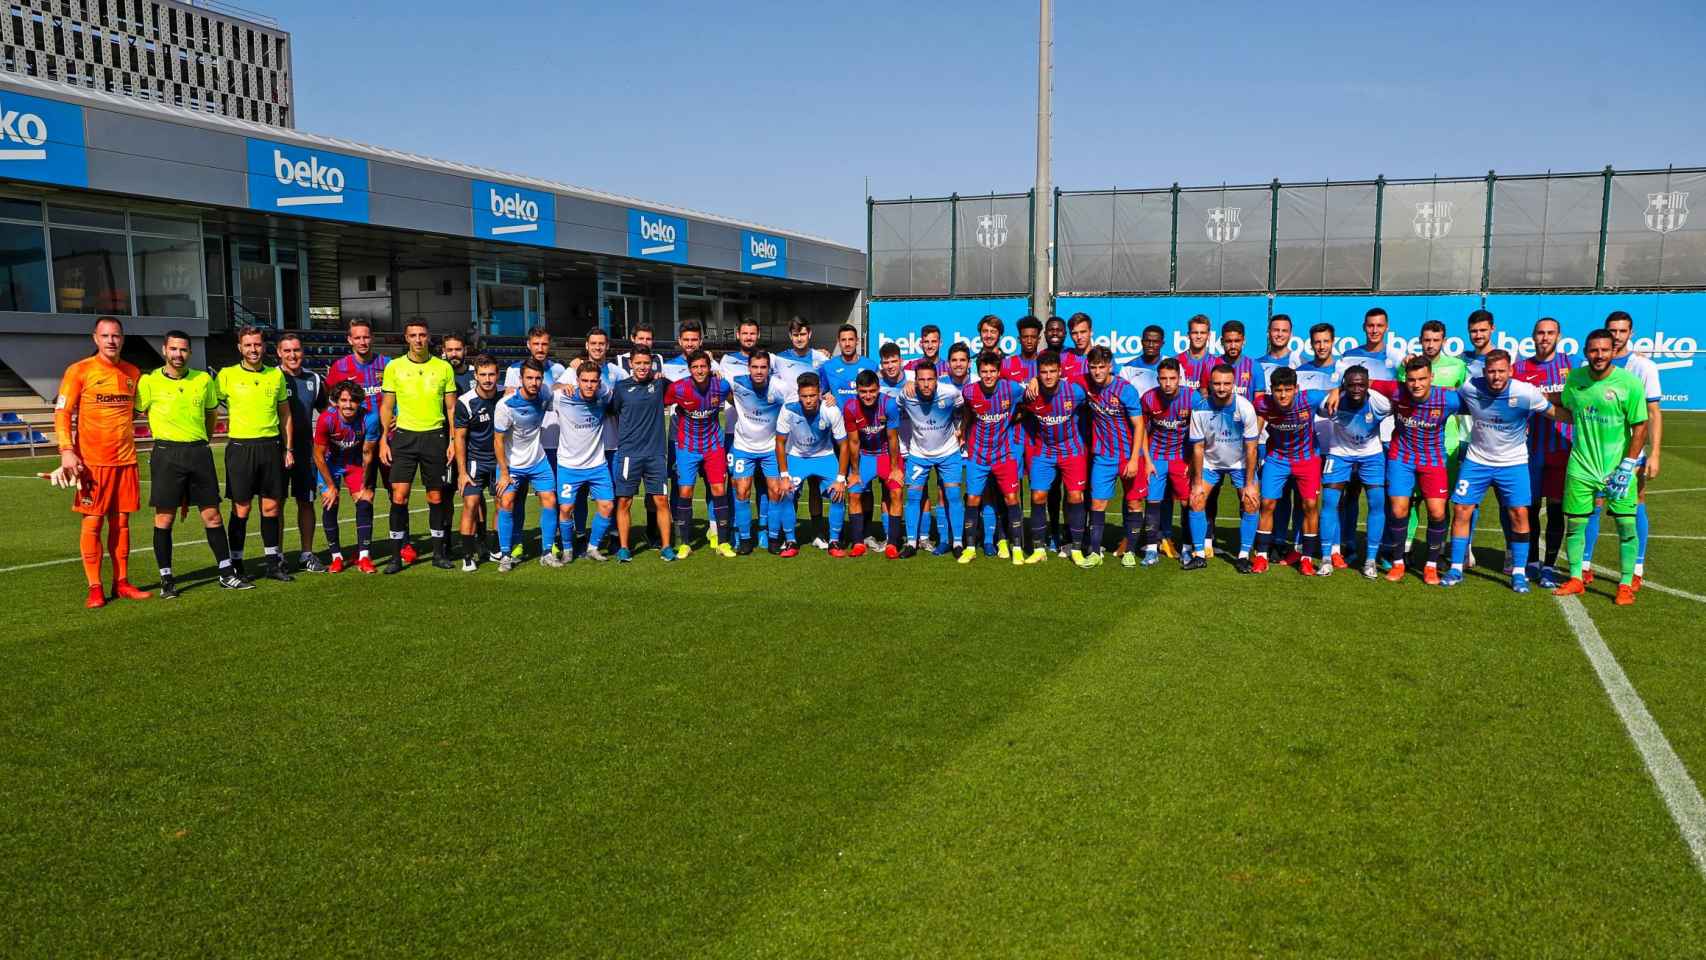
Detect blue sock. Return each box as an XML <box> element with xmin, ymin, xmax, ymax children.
<box><xmin>1066</xmin><ymin>500</ymin><xmax>1086</xmax><ymax>551</ymax></box>
<box><xmin>734</xmin><ymin>496</ymin><xmax>753</xmax><ymax>543</ymax></box>
<box><xmin>1365</xmin><ymin>486</ymin><xmax>1386</xmax><ymax>561</ymax></box>
<box><xmin>1239</xmin><ymin>512</ymin><xmax>1258</xmax><ymax>554</ymax></box>
<box><xmin>982</xmin><ymin>502</ymin><xmax>998</xmax><ymax>546</ymax></box>
<box><xmin>886</xmin><ymin>512</ymin><xmax>901</xmax><ymax>545</ymax></box>
<box><xmin>757</xmin><ymin>491</ymin><xmax>770</xmax><ymax>543</ymax></box>
<box><xmin>1188</xmin><ymin>509</ymin><xmax>1207</xmax><ymax>553</ymax></box>
<box><xmin>1583</xmin><ymin>510</ymin><xmax>1601</xmax><ymax>564</ymax></box>
<box><xmin>769</xmin><ymin>493</ymin><xmax>786</xmax><ymax>541</ymax></box>
<box><xmin>1635</xmin><ymin>502</ymin><xmax>1649</xmax><ymax>565</ymax></box>
<box><xmin>556</xmin><ymin>508</ymin><xmax>575</xmax><ymax>553</ymax></box>
<box><xmin>573</xmin><ymin>490</ymin><xmax>588</xmax><ymax>547</ymax></box>
<box><xmin>511</xmin><ymin>496</ymin><xmax>528</xmax><ymax>547</ymax></box>
<box><xmin>711</xmin><ymin>494</ymin><xmax>732</xmax><ymax>544</ymax></box>
<box><xmin>590</xmin><ymin>510</ymin><xmax>612</xmax><ymax>551</ymax></box>
<box><xmin>931</xmin><ymin>502</ymin><xmax>949</xmax><ymax>543</ymax></box>
<box><xmin>1450</xmin><ymin>534</ymin><xmax>1470</xmax><ymax>569</ymax></box>
<box><xmin>828</xmin><ymin>500</ymin><xmax>845</xmax><ymax>542</ymax></box>
<box><xmin>1123</xmin><ymin>506</ymin><xmax>1143</xmax><ymax>550</ymax></box>
<box><xmin>904</xmin><ymin>486</ymin><xmax>926</xmax><ymax>544</ymax></box>
<box><xmin>1087</xmin><ymin>508</ymin><xmax>1105</xmax><ymax>553</ymax></box>
<box><xmin>1273</xmin><ymin>492</ymin><xmax>1293</xmax><ymax>549</ymax></box>
<box><xmin>944</xmin><ymin>486</ymin><xmax>965</xmax><ymax>547</ymax></box>
<box><xmin>1029</xmin><ymin>502</ymin><xmax>1048</xmax><ymax>549</ymax></box>
<box><xmin>1510</xmin><ymin>536</ymin><xmax>1530</xmax><ymax>573</ymax></box>
<box><xmin>1320</xmin><ymin>488</ymin><xmax>1342</xmax><ymax>553</ymax></box>
<box><xmin>539</xmin><ymin>504</ymin><xmax>558</xmax><ymax>554</ymax></box>
<box><xmin>497</xmin><ymin>504</ymin><xmax>515</xmax><ymax>553</ymax></box>
<box><xmin>781</xmin><ymin>492</ymin><xmax>799</xmax><ymax>541</ymax></box>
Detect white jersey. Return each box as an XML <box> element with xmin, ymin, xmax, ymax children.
<box><xmin>877</xmin><ymin>371</ymin><xmax>913</xmax><ymax>451</ymax></box>
<box><xmin>1189</xmin><ymin>395</ymin><xmax>1261</xmax><ymax>471</ymax></box>
<box><xmin>727</xmin><ymin>374</ymin><xmax>789</xmax><ymax>455</ymax></box>
<box><xmin>771</xmin><ymin>347</ymin><xmax>828</xmax><ymax>400</ymax></box>
<box><xmin>717</xmin><ymin>351</ymin><xmax>752</xmax><ymax>435</ymax></box>
<box><xmin>504</xmin><ymin>360</ymin><xmax>565</xmax><ymax>449</ymax></box>
<box><xmin>1314</xmin><ymin>391</ymin><xmax>1391</xmax><ymax>459</ymax></box>
<box><xmin>1458</xmin><ymin>378</ymin><xmax>1549</xmax><ymax>468</ymax></box>
<box><xmin>552</xmin><ymin>384</ymin><xmax>615</xmax><ymax>471</ymax></box>
<box><xmin>776</xmin><ymin>400</ymin><xmax>847</xmax><ymax>460</ymax></box>
<box><xmin>894</xmin><ymin>383</ymin><xmax>963</xmax><ymax>459</ymax></box>
<box><xmin>493</xmin><ymin>390</ymin><xmax>553</xmax><ymax>470</ymax></box>
<box><xmin>1117</xmin><ymin>363</ymin><xmax>1158</xmax><ymax>396</ymax></box>
<box><xmin>1614</xmin><ymin>352</ymin><xmax>1663</xmax><ymax>405</ymax></box>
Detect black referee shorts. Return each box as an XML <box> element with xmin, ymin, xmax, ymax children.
<box><xmin>225</xmin><ymin>437</ymin><xmax>285</xmax><ymax>504</ymax></box>
<box><xmin>150</xmin><ymin>440</ymin><xmax>221</xmax><ymax>510</ymax></box>
<box><xmin>389</xmin><ymin>427</ymin><xmax>449</xmax><ymax>488</ymax></box>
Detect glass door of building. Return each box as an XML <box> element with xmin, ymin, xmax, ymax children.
<box><xmin>230</xmin><ymin>239</ymin><xmax>307</xmax><ymax>329</ymax></box>
<box><xmin>477</xmin><ymin>282</ymin><xmax>540</xmax><ymax>337</ymax></box>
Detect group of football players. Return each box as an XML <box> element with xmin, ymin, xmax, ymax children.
<box><xmin>52</xmin><ymin>304</ymin><xmax>1659</xmax><ymax>607</ymax></box>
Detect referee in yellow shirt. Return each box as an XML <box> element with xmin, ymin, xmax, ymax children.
<box><xmin>136</xmin><ymin>331</ymin><xmax>252</xmax><ymax>597</ymax></box>
<box><xmin>216</xmin><ymin>325</ymin><xmax>295</xmax><ymax>583</ymax></box>
<box><xmin>379</xmin><ymin>318</ymin><xmax>459</xmax><ymax>573</ymax></box>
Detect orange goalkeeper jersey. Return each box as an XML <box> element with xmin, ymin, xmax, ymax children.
<box><xmin>55</xmin><ymin>355</ymin><xmax>141</xmax><ymax>467</ymax></box>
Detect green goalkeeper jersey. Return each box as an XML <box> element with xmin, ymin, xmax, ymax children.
<box><xmin>1560</xmin><ymin>366</ymin><xmax>1647</xmax><ymax>483</ymax></box>
<box><xmin>1430</xmin><ymin>354</ymin><xmax>1469</xmax><ymax>454</ymax></box>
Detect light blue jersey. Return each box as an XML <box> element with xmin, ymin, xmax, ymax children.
<box><xmin>1457</xmin><ymin>377</ymin><xmax>1548</xmax><ymax>467</ymax></box>
<box><xmin>1188</xmin><ymin>394</ymin><xmax>1261</xmax><ymax>470</ymax></box>
<box><xmin>1314</xmin><ymin>391</ymin><xmax>1390</xmax><ymax>458</ymax></box>
<box><xmin>493</xmin><ymin>390</ymin><xmax>553</xmax><ymax>470</ymax></box>
<box><xmin>776</xmin><ymin>400</ymin><xmax>847</xmax><ymax>459</ymax></box>
<box><xmin>727</xmin><ymin>373</ymin><xmax>789</xmax><ymax>454</ymax></box>
<box><xmin>894</xmin><ymin>382</ymin><xmax>963</xmax><ymax>459</ymax></box>
<box><xmin>553</xmin><ymin>383</ymin><xmax>615</xmax><ymax>470</ymax></box>
<box><xmin>504</xmin><ymin>360</ymin><xmax>566</xmax><ymax>448</ymax></box>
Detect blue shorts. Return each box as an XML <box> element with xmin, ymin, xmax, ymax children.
<box><xmin>503</xmin><ymin>459</ymin><xmax>557</xmax><ymax>498</ymax></box>
<box><xmin>906</xmin><ymin>451</ymin><xmax>964</xmax><ymax>489</ymax></box>
<box><xmin>459</xmin><ymin>458</ymin><xmax>500</xmax><ymax>498</ymax></box>
<box><xmin>558</xmin><ymin>464</ymin><xmax>614</xmax><ymax>504</ymax></box>
<box><xmin>1147</xmin><ymin>455</ymin><xmax>1190</xmax><ymax>502</ymax></box>
<box><xmin>612</xmin><ymin>451</ymin><xmax>668</xmax><ymax>497</ymax></box>
<box><xmin>1028</xmin><ymin>451</ymin><xmax>1087</xmax><ymax>493</ymax></box>
<box><xmin>1090</xmin><ymin>454</ymin><xmax>1142</xmax><ymax>503</ymax></box>
<box><xmin>731</xmin><ymin>448</ymin><xmax>778</xmax><ymax>480</ymax></box>
<box><xmin>1451</xmin><ymin>458</ymin><xmax>1531</xmax><ymax>508</ymax></box>
<box><xmin>788</xmin><ymin>453</ymin><xmax>840</xmax><ymax>490</ymax></box>
<box><xmin>1323</xmin><ymin>452</ymin><xmax>1385</xmax><ymax>487</ymax></box>
<box><xmin>1200</xmin><ymin>466</ymin><xmax>1248</xmax><ymax>491</ymax></box>
<box><xmin>851</xmin><ymin>450</ymin><xmax>901</xmax><ymax>494</ymax></box>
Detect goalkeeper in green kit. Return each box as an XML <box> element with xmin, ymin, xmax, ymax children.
<box><xmin>1550</xmin><ymin>329</ymin><xmax>1648</xmax><ymax>606</ymax></box>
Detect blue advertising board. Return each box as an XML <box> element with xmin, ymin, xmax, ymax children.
<box><xmin>245</xmin><ymin>138</ymin><xmax>370</xmax><ymax>223</ymax></box>
<box><xmin>0</xmin><ymin>89</ymin><xmax>87</xmax><ymax>187</ymax></box>
<box><xmin>472</xmin><ymin>180</ymin><xmax>555</xmax><ymax>247</ymax></box>
<box><xmin>868</xmin><ymin>297</ymin><xmax>1031</xmax><ymax>355</ymax></box>
<box><xmin>741</xmin><ymin>229</ymin><xmax>787</xmax><ymax>275</ymax></box>
<box><xmin>627</xmin><ymin>209</ymin><xmax>687</xmax><ymax>263</ymax></box>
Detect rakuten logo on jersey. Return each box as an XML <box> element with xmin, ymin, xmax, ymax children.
<box><xmin>272</xmin><ymin>149</ymin><xmax>346</xmax><ymax>205</ymax></box>
<box><xmin>0</xmin><ymin>100</ymin><xmax>49</xmax><ymax>160</ymax></box>
<box><xmin>488</xmin><ymin>189</ymin><xmax>540</xmax><ymax>234</ymax></box>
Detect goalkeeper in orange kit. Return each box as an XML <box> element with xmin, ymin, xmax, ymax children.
<box><xmin>53</xmin><ymin>316</ymin><xmax>149</xmax><ymax>608</ymax></box>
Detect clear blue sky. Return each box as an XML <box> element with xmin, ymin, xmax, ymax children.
<box><xmin>282</xmin><ymin>0</ymin><xmax>1706</xmax><ymax>248</ymax></box>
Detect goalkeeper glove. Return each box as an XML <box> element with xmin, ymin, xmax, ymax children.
<box><xmin>1605</xmin><ymin>457</ymin><xmax>1639</xmax><ymax>501</ymax></box>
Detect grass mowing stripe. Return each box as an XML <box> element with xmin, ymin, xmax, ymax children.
<box><xmin>0</xmin><ymin>506</ymin><xmax>433</xmax><ymax>574</ymax></box>
<box><xmin>1556</xmin><ymin>594</ymin><xmax>1706</xmax><ymax>879</ymax></box>
<box><xmin>1589</xmin><ymin>564</ymin><xmax>1706</xmax><ymax>604</ymax></box>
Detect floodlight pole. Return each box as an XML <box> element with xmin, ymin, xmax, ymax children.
<box><xmin>1031</xmin><ymin>0</ymin><xmax>1053</xmax><ymax>321</ymax></box>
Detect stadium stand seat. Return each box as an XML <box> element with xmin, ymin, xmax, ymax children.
<box><xmin>0</xmin><ymin>411</ymin><xmax>22</xmax><ymax>425</ymax></box>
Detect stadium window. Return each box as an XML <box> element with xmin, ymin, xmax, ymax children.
<box><xmin>359</xmin><ymin>274</ymin><xmax>378</xmax><ymax>293</ymax></box>
<box><xmin>0</xmin><ymin>197</ymin><xmax>50</xmax><ymax>312</ymax></box>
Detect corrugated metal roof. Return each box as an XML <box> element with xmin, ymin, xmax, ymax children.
<box><xmin>0</xmin><ymin>72</ymin><xmax>861</xmax><ymax>252</ymax></box>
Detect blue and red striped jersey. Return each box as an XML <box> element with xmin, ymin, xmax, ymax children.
<box><xmin>664</xmin><ymin>377</ymin><xmax>728</xmax><ymax>452</ymax></box>
<box><xmin>1176</xmin><ymin>350</ymin><xmax>1215</xmax><ymax>388</ymax></box>
<box><xmin>1000</xmin><ymin>354</ymin><xmax>1039</xmax><ymax>387</ymax></box>
<box><xmin>1084</xmin><ymin>375</ymin><xmax>1144</xmax><ymax>461</ymax></box>
<box><xmin>1058</xmin><ymin>350</ymin><xmax>1089</xmax><ymax>381</ymax></box>
<box><xmin>842</xmin><ymin>394</ymin><xmax>898</xmax><ymax>455</ymax></box>
<box><xmin>962</xmin><ymin>378</ymin><xmax>1022</xmax><ymax>464</ymax></box>
<box><xmin>1141</xmin><ymin>387</ymin><xmax>1194</xmax><ymax>460</ymax></box>
<box><xmin>1514</xmin><ymin>352</ymin><xmax>1574</xmax><ymax>455</ymax></box>
<box><xmin>326</xmin><ymin>352</ymin><xmax>389</xmax><ymax>416</ymax></box>
<box><xmin>904</xmin><ymin>356</ymin><xmax>949</xmax><ymax>374</ymax></box>
<box><xmin>1021</xmin><ymin>382</ymin><xmax>1088</xmax><ymax>457</ymax></box>
<box><xmin>1254</xmin><ymin>391</ymin><xmax>1321</xmax><ymax>461</ymax></box>
<box><xmin>1380</xmin><ymin>383</ymin><xmax>1463</xmax><ymax>467</ymax></box>
<box><xmin>1197</xmin><ymin>353</ymin><xmax>1266</xmax><ymax>402</ymax></box>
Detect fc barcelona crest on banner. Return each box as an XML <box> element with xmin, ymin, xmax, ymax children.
<box><xmin>1645</xmin><ymin>192</ymin><xmax>1689</xmax><ymax>234</ymax></box>
<box><xmin>1413</xmin><ymin>200</ymin><xmax>1453</xmax><ymax>240</ymax></box>
<box><xmin>976</xmin><ymin>214</ymin><xmax>1009</xmax><ymax>250</ymax></box>
<box><xmin>1205</xmin><ymin>207</ymin><xmax>1241</xmax><ymax>244</ymax></box>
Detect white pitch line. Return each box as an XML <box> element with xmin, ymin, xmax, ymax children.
<box><xmin>0</xmin><ymin>506</ymin><xmax>431</xmax><ymax>575</ymax></box>
<box><xmin>1643</xmin><ymin>487</ymin><xmax>1706</xmax><ymax>496</ymax></box>
<box><xmin>1589</xmin><ymin>564</ymin><xmax>1706</xmax><ymax>605</ymax></box>
<box><xmin>1556</xmin><ymin>595</ymin><xmax>1706</xmax><ymax>879</ymax></box>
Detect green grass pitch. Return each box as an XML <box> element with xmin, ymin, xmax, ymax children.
<box><xmin>2</xmin><ymin>416</ymin><xmax>1704</xmax><ymax>957</ymax></box>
